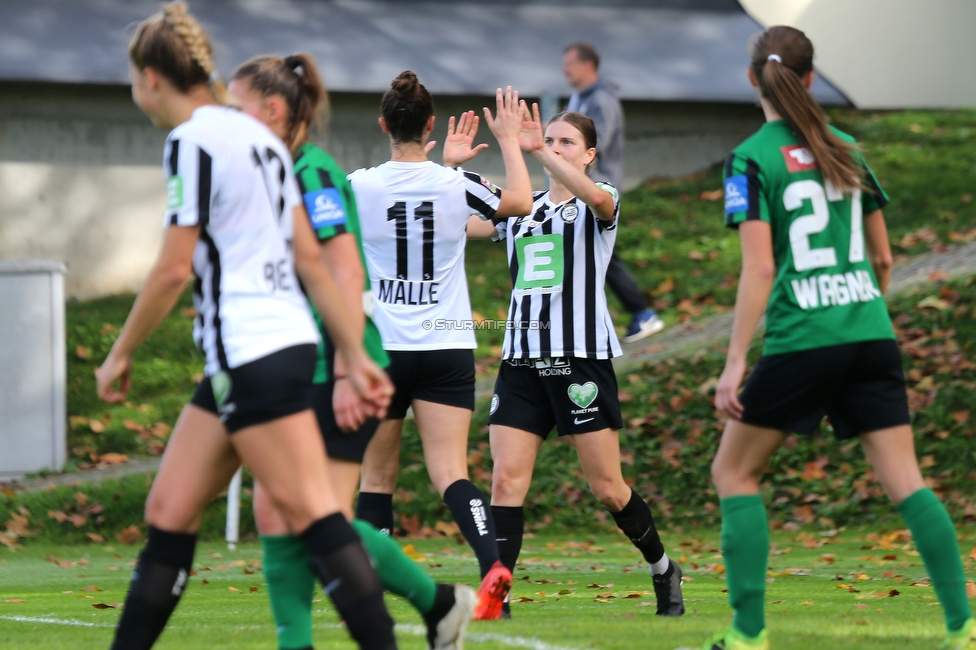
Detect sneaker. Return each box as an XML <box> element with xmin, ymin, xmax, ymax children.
<box><xmin>941</xmin><ymin>619</ymin><xmax>976</xmax><ymax>650</ymax></box>
<box><xmin>699</xmin><ymin>628</ymin><xmax>770</xmax><ymax>650</ymax></box>
<box><xmin>652</xmin><ymin>560</ymin><xmax>685</xmax><ymax>616</ymax></box>
<box><xmin>424</xmin><ymin>584</ymin><xmax>476</xmax><ymax>650</ymax></box>
<box><xmin>622</xmin><ymin>309</ymin><xmax>665</xmax><ymax>343</ymax></box>
<box><xmin>473</xmin><ymin>561</ymin><xmax>512</xmax><ymax>621</ymax></box>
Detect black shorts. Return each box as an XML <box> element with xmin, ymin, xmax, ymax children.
<box><xmin>487</xmin><ymin>357</ymin><xmax>623</xmax><ymax>438</ymax></box>
<box><xmin>309</xmin><ymin>380</ymin><xmax>381</xmax><ymax>463</ymax></box>
<box><xmin>385</xmin><ymin>349</ymin><xmax>475</xmax><ymax>420</ymax></box>
<box><xmin>190</xmin><ymin>344</ymin><xmax>316</xmax><ymax>434</ymax></box>
<box><xmin>739</xmin><ymin>339</ymin><xmax>910</xmax><ymax>440</ymax></box>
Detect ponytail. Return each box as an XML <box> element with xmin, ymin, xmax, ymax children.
<box><xmin>231</xmin><ymin>52</ymin><xmax>328</xmax><ymax>151</ymax></box>
<box><xmin>751</xmin><ymin>26</ymin><xmax>863</xmax><ymax>193</ymax></box>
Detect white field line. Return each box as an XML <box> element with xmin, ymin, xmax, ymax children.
<box><xmin>0</xmin><ymin>616</ymin><xmax>585</xmax><ymax>650</ymax></box>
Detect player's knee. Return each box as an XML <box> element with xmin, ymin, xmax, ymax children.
<box><xmin>591</xmin><ymin>479</ymin><xmax>628</xmax><ymax>511</ymax></box>
<box><xmin>491</xmin><ymin>465</ymin><xmax>529</xmax><ymax>503</ymax></box>
<box><xmin>144</xmin><ymin>492</ymin><xmax>197</xmax><ymax>533</ymax></box>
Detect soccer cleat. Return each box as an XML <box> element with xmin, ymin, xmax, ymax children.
<box><xmin>424</xmin><ymin>584</ymin><xmax>476</xmax><ymax>650</ymax></box>
<box><xmin>940</xmin><ymin>618</ymin><xmax>976</xmax><ymax>650</ymax></box>
<box><xmin>700</xmin><ymin>627</ymin><xmax>769</xmax><ymax>650</ymax></box>
<box><xmin>622</xmin><ymin>309</ymin><xmax>665</xmax><ymax>343</ymax></box>
<box><xmin>652</xmin><ymin>559</ymin><xmax>685</xmax><ymax>616</ymax></box>
<box><xmin>501</xmin><ymin>596</ymin><xmax>512</xmax><ymax>619</ymax></box>
<box><xmin>473</xmin><ymin>561</ymin><xmax>512</xmax><ymax>621</ymax></box>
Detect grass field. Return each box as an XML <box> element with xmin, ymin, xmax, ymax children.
<box><xmin>2</xmin><ymin>529</ymin><xmax>973</xmax><ymax>649</ymax></box>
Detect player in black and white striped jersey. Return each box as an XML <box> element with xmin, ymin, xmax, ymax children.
<box><xmin>351</xmin><ymin>72</ymin><xmax>534</xmax><ymax>621</ymax></box>
<box><xmin>467</xmin><ymin>105</ymin><xmax>684</xmax><ymax>619</ymax></box>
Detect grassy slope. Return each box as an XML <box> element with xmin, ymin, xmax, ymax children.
<box><xmin>1</xmin><ymin>530</ymin><xmax>973</xmax><ymax>650</ymax></box>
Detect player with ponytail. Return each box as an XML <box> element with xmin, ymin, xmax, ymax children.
<box><xmin>229</xmin><ymin>54</ymin><xmax>475</xmax><ymax>650</ymax></box>
<box><xmin>99</xmin><ymin>4</ymin><xmax>398</xmax><ymax>649</ymax></box>
<box><xmin>703</xmin><ymin>25</ymin><xmax>974</xmax><ymax>650</ymax></box>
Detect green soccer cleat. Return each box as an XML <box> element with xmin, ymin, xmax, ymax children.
<box><xmin>699</xmin><ymin>628</ymin><xmax>769</xmax><ymax>650</ymax></box>
<box><xmin>940</xmin><ymin>619</ymin><xmax>976</xmax><ymax>650</ymax></box>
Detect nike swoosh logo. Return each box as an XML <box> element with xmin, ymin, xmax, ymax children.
<box><xmin>574</xmin><ymin>417</ymin><xmax>595</xmax><ymax>425</ymax></box>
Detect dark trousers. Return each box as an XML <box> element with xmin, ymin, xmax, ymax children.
<box><xmin>606</xmin><ymin>251</ymin><xmax>647</xmax><ymax>314</ymax></box>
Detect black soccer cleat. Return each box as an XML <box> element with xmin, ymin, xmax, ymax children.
<box><xmin>501</xmin><ymin>600</ymin><xmax>511</xmax><ymax>619</ymax></box>
<box><xmin>652</xmin><ymin>560</ymin><xmax>685</xmax><ymax>616</ymax></box>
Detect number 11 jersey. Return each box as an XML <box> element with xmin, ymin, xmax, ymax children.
<box><xmin>350</xmin><ymin>161</ymin><xmax>501</xmax><ymax>350</ymax></box>
<box><xmin>724</xmin><ymin>119</ymin><xmax>894</xmax><ymax>356</ymax></box>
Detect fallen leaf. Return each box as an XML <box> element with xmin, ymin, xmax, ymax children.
<box><xmin>434</xmin><ymin>521</ymin><xmax>460</xmax><ymax>537</ymax></box>
<box><xmin>952</xmin><ymin>410</ymin><xmax>970</xmax><ymax>425</ymax></box>
<box><xmin>117</xmin><ymin>525</ymin><xmax>143</xmax><ymax>545</ymax></box>
<box><xmin>651</xmin><ymin>278</ymin><xmax>674</xmax><ymax>296</ymax></box>
<box><xmin>228</xmin><ymin>587</ymin><xmax>240</xmax><ymax>593</ymax></box>
<box><xmin>81</xmin><ymin>585</ymin><xmax>103</xmax><ymax>592</ymax></box>
<box><xmin>249</xmin><ymin>587</ymin><xmax>259</xmax><ymax>592</ymax></box>
<box><xmin>516</xmin><ymin>597</ymin><xmax>534</xmax><ymax>603</ymax></box>
<box><xmin>966</xmin><ymin>582</ymin><xmax>976</xmax><ymax>598</ymax></box>
<box><xmin>888</xmin><ymin>589</ymin><xmax>900</xmax><ymax>597</ymax></box>
<box><xmin>99</xmin><ymin>453</ymin><xmax>129</xmax><ymax>465</ymax></box>
<box><xmin>4</xmin><ymin>599</ymin><xmax>25</xmax><ymax>603</ymax></box>
<box><xmin>687</xmin><ymin>250</ymin><xmax>706</xmax><ymax>261</ymax></box>
<box><xmin>92</xmin><ymin>603</ymin><xmax>118</xmax><ymax>609</ymax></box>
<box><xmin>699</xmin><ymin>189</ymin><xmax>724</xmax><ymax>202</ymax></box>
<box><xmin>89</xmin><ymin>420</ymin><xmax>106</xmax><ymax>433</ymax></box>
<box><xmin>86</xmin><ymin>533</ymin><xmax>105</xmax><ymax>543</ymax></box>
<box><xmin>75</xmin><ymin>345</ymin><xmax>91</xmax><ymax>360</ymax></box>
<box><xmin>916</xmin><ymin>296</ymin><xmax>950</xmax><ymax>311</ymax></box>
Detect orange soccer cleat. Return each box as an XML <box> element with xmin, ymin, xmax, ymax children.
<box><xmin>473</xmin><ymin>561</ymin><xmax>512</xmax><ymax>621</ymax></box>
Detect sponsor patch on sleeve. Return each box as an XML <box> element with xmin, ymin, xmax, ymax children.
<box><xmin>303</xmin><ymin>187</ymin><xmax>347</xmax><ymax>229</ymax></box>
<box><xmin>166</xmin><ymin>175</ymin><xmax>183</xmax><ymax>210</ymax></box>
<box><xmin>780</xmin><ymin>145</ymin><xmax>818</xmax><ymax>172</ymax></box>
<box><xmin>724</xmin><ymin>175</ymin><xmax>749</xmax><ymax>215</ymax></box>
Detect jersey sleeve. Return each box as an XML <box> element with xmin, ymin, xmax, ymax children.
<box><xmin>296</xmin><ymin>165</ymin><xmax>350</xmax><ymax>240</ymax></box>
<box><xmin>859</xmin><ymin>155</ymin><xmax>890</xmax><ymax>213</ymax></box>
<box><xmin>491</xmin><ymin>217</ymin><xmax>508</xmax><ymax>242</ymax></box>
<box><xmin>163</xmin><ymin>135</ymin><xmax>214</xmax><ymax>227</ymax></box>
<box><xmin>723</xmin><ymin>153</ymin><xmax>769</xmax><ymax>229</ymax></box>
<box><xmin>460</xmin><ymin>169</ymin><xmax>503</xmax><ymax>220</ymax></box>
<box><xmin>594</xmin><ymin>181</ymin><xmax>621</xmax><ymax>230</ymax></box>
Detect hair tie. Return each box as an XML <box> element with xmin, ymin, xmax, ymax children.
<box><xmin>767</xmin><ymin>54</ymin><xmax>782</xmax><ymax>63</ymax></box>
<box><xmin>284</xmin><ymin>55</ymin><xmax>303</xmax><ymax>75</ymax></box>
<box><xmin>209</xmin><ymin>71</ymin><xmax>220</xmax><ymax>83</ymax></box>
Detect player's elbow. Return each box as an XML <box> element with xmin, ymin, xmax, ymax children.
<box><xmin>744</xmin><ymin>260</ymin><xmax>775</xmax><ymax>284</ymax></box>
<box><xmin>155</xmin><ymin>259</ymin><xmax>193</xmax><ymax>290</ymax></box>
<box><xmin>870</xmin><ymin>251</ymin><xmax>893</xmax><ymax>273</ymax></box>
<box><xmin>513</xmin><ymin>194</ymin><xmax>534</xmax><ymax>216</ymax></box>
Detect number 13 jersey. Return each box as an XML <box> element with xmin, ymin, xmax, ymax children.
<box><xmin>724</xmin><ymin>119</ymin><xmax>894</xmax><ymax>356</ymax></box>
<box><xmin>164</xmin><ymin>106</ymin><xmax>318</xmax><ymax>376</ymax></box>
<box><xmin>350</xmin><ymin>161</ymin><xmax>501</xmax><ymax>350</ymax></box>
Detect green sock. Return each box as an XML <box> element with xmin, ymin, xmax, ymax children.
<box><xmin>352</xmin><ymin>518</ymin><xmax>437</xmax><ymax>614</ymax></box>
<box><xmin>260</xmin><ymin>535</ymin><xmax>315</xmax><ymax>650</ymax></box>
<box><xmin>720</xmin><ymin>495</ymin><xmax>769</xmax><ymax>639</ymax></box>
<box><xmin>896</xmin><ymin>488</ymin><xmax>973</xmax><ymax>632</ymax></box>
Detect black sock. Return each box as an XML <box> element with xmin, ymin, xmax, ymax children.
<box><xmin>491</xmin><ymin>505</ymin><xmax>524</xmax><ymax>573</ymax></box>
<box><xmin>443</xmin><ymin>479</ymin><xmax>499</xmax><ymax>577</ymax></box>
<box><xmin>609</xmin><ymin>489</ymin><xmax>665</xmax><ymax>565</ymax></box>
<box><xmin>356</xmin><ymin>492</ymin><xmax>395</xmax><ymax>536</ymax></box>
<box><xmin>302</xmin><ymin>513</ymin><xmax>397</xmax><ymax>650</ymax></box>
<box><xmin>109</xmin><ymin>526</ymin><xmax>197</xmax><ymax>650</ymax></box>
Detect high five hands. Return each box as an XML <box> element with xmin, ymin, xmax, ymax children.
<box><xmin>433</xmin><ymin>87</ymin><xmax>527</xmax><ymax>168</ymax></box>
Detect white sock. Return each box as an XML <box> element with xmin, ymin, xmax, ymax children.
<box><xmin>650</xmin><ymin>552</ymin><xmax>670</xmax><ymax>576</ymax></box>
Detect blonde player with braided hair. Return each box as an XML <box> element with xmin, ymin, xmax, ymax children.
<box><xmin>98</xmin><ymin>3</ymin><xmax>400</xmax><ymax>649</ymax></box>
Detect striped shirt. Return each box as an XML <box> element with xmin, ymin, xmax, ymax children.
<box><xmin>494</xmin><ymin>184</ymin><xmax>623</xmax><ymax>360</ymax></box>
<box><xmin>163</xmin><ymin>106</ymin><xmax>318</xmax><ymax>375</ymax></box>
<box><xmin>350</xmin><ymin>161</ymin><xmax>501</xmax><ymax>350</ymax></box>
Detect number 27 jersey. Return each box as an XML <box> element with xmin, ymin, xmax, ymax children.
<box><xmin>724</xmin><ymin>120</ymin><xmax>894</xmax><ymax>356</ymax></box>
<box><xmin>349</xmin><ymin>161</ymin><xmax>501</xmax><ymax>350</ymax></box>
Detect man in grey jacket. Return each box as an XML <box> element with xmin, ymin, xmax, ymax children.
<box><xmin>564</xmin><ymin>42</ymin><xmax>664</xmax><ymax>342</ymax></box>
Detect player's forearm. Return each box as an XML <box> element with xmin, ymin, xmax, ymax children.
<box><xmin>111</xmin><ymin>263</ymin><xmax>189</xmax><ymax>359</ymax></box>
<box><xmin>726</xmin><ymin>262</ymin><xmax>774</xmax><ymax>365</ymax></box>
<box><xmin>323</xmin><ymin>258</ymin><xmax>365</xmax><ymax>376</ymax></box>
<box><xmin>466</xmin><ymin>215</ymin><xmax>498</xmax><ymax>239</ymax></box>
<box><xmin>863</xmin><ymin>210</ymin><xmax>892</xmax><ymax>295</ymax></box>
<box><xmin>532</xmin><ymin>147</ymin><xmax>614</xmax><ymax>220</ymax></box>
<box><xmin>498</xmin><ymin>138</ymin><xmax>533</xmax><ymax>214</ymax></box>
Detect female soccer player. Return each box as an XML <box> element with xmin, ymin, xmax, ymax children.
<box><xmin>228</xmin><ymin>54</ymin><xmax>474</xmax><ymax>650</ymax></box>
<box><xmin>95</xmin><ymin>4</ymin><xmax>397</xmax><ymax>649</ymax></box>
<box><xmin>351</xmin><ymin>71</ymin><xmax>533</xmax><ymax>620</ymax></box>
<box><xmin>465</xmin><ymin>104</ymin><xmax>684</xmax><ymax>619</ymax></box>
<box><xmin>706</xmin><ymin>26</ymin><xmax>974</xmax><ymax>650</ymax></box>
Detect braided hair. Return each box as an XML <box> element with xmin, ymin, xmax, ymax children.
<box><xmin>129</xmin><ymin>1</ymin><xmax>227</xmax><ymax>103</ymax></box>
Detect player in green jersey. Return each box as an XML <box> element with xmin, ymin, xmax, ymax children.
<box><xmin>229</xmin><ymin>53</ymin><xmax>475</xmax><ymax>650</ymax></box>
<box><xmin>703</xmin><ymin>26</ymin><xmax>974</xmax><ymax>650</ymax></box>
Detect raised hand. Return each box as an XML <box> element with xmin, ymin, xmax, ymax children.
<box><xmin>483</xmin><ymin>86</ymin><xmax>523</xmax><ymax>144</ymax></box>
<box><xmin>442</xmin><ymin>110</ymin><xmax>489</xmax><ymax>167</ymax></box>
<box><xmin>517</xmin><ymin>100</ymin><xmax>545</xmax><ymax>154</ymax></box>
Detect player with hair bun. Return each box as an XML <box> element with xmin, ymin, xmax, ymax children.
<box><xmin>704</xmin><ymin>25</ymin><xmax>975</xmax><ymax>650</ymax></box>
<box><xmin>466</xmin><ymin>105</ymin><xmax>684</xmax><ymax>620</ymax></box>
<box><xmin>97</xmin><ymin>3</ymin><xmax>398</xmax><ymax>649</ymax></box>
<box><xmin>229</xmin><ymin>54</ymin><xmax>475</xmax><ymax>650</ymax></box>
<box><xmin>352</xmin><ymin>70</ymin><xmax>534</xmax><ymax>620</ymax></box>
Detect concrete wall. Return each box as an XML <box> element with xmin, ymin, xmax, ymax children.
<box><xmin>0</xmin><ymin>83</ymin><xmax>763</xmax><ymax>299</ymax></box>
